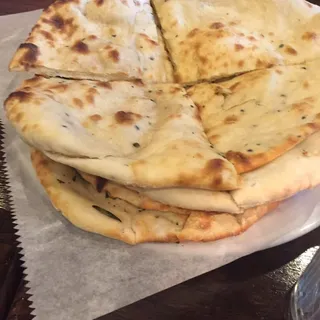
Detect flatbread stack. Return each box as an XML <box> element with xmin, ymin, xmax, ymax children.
<box><xmin>4</xmin><ymin>0</ymin><xmax>320</xmax><ymax>244</ymax></box>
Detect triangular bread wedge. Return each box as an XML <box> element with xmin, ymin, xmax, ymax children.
<box><xmin>81</xmin><ymin>131</ymin><xmax>320</xmax><ymax>212</ymax></box>
<box><xmin>152</xmin><ymin>0</ymin><xmax>320</xmax><ymax>83</ymax></box>
<box><xmin>232</xmin><ymin>131</ymin><xmax>320</xmax><ymax>209</ymax></box>
<box><xmin>79</xmin><ymin>171</ymin><xmax>242</xmax><ymax>213</ymax></box>
<box><xmin>187</xmin><ymin>60</ymin><xmax>320</xmax><ymax>173</ymax></box>
<box><xmin>9</xmin><ymin>0</ymin><xmax>173</xmax><ymax>83</ymax></box>
<box><xmin>31</xmin><ymin>150</ymin><xmax>278</xmax><ymax>244</ymax></box>
<box><xmin>5</xmin><ymin>76</ymin><xmax>239</xmax><ymax>190</ymax></box>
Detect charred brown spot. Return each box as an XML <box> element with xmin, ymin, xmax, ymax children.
<box><xmin>307</xmin><ymin>122</ymin><xmax>320</xmax><ymax>130</ymax></box>
<box><xmin>226</xmin><ymin>151</ymin><xmax>251</xmax><ymax>168</ymax></box>
<box><xmin>206</xmin><ymin>159</ymin><xmax>224</xmax><ymax>170</ymax></box>
<box><xmin>18</xmin><ymin>43</ymin><xmax>39</xmax><ymax>68</ymax></box>
<box><xmin>139</xmin><ymin>33</ymin><xmax>159</xmax><ymax>46</ymax></box>
<box><xmin>89</xmin><ymin>114</ymin><xmax>102</xmax><ymax>121</ymax></box>
<box><xmin>238</xmin><ymin>60</ymin><xmax>244</xmax><ymax>67</ymax></box>
<box><xmin>285</xmin><ymin>46</ymin><xmax>298</xmax><ymax>56</ymax></box>
<box><xmin>247</xmin><ymin>36</ymin><xmax>257</xmax><ymax>41</ymax></box>
<box><xmin>187</xmin><ymin>28</ymin><xmax>199</xmax><ymax>38</ymax></box>
<box><xmin>223</xmin><ymin>62</ymin><xmax>228</xmax><ymax>67</ymax></box>
<box><xmin>209</xmin><ymin>134</ymin><xmax>220</xmax><ymax>144</ymax></box>
<box><xmin>88</xmin><ymin>35</ymin><xmax>98</xmax><ymax>40</ymax></box>
<box><xmin>40</xmin><ymin>30</ymin><xmax>54</xmax><ymax>41</ymax></box>
<box><xmin>88</xmin><ymin>88</ymin><xmax>98</xmax><ymax>95</ymax></box>
<box><xmin>96</xmin><ymin>177</ymin><xmax>107</xmax><ymax>193</ymax></box>
<box><xmin>44</xmin><ymin>14</ymin><xmax>64</xmax><ymax>29</ymax></box>
<box><xmin>5</xmin><ymin>91</ymin><xmax>33</xmax><ymax>104</ymax></box>
<box><xmin>43</xmin><ymin>14</ymin><xmax>77</xmax><ymax>37</ymax></box>
<box><xmin>215</xmin><ymin>29</ymin><xmax>227</xmax><ymax>39</ymax></box>
<box><xmin>108</xmin><ymin>49</ymin><xmax>120</xmax><ymax>62</ymax></box>
<box><xmin>199</xmin><ymin>56</ymin><xmax>208</xmax><ymax>64</ymax></box>
<box><xmin>24</xmin><ymin>77</ymin><xmax>42</xmax><ymax>86</ymax></box>
<box><xmin>193</xmin><ymin>42</ymin><xmax>201</xmax><ymax>51</ymax></box>
<box><xmin>86</xmin><ymin>94</ymin><xmax>95</xmax><ymax>104</ymax></box>
<box><xmin>31</xmin><ymin>24</ymin><xmax>41</xmax><ymax>32</ymax></box>
<box><xmin>256</xmin><ymin>59</ymin><xmax>264</xmax><ymax>68</ymax></box>
<box><xmin>292</xmin><ymin>101</ymin><xmax>312</xmax><ymax>113</ymax></box>
<box><xmin>302</xmin><ymin>149</ymin><xmax>309</xmax><ymax>156</ymax></box>
<box><xmin>286</xmin><ymin>135</ymin><xmax>300</xmax><ymax>145</ymax></box>
<box><xmin>303</xmin><ymin>81</ymin><xmax>310</xmax><ymax>89</ymax></box>
<box><xmin>174</xmin><ymin>74</ymin><xmax>182</xmax><ymax>83</ymax></box>
<box><xmin>95</xmin><ymin>0</ymin><xmax>104</xmax><ymax>6</ymax></box>
<box><xmin>97</xmin><ymin>82</ymin><xmax>112</xmax><ymax>89</ymax></box>
<box><xmin>275</xmin><ymin>69</ymin><xmax>283</xmax><ymax>74</ymax></box>
<box><xmin>210</xmin><ymin>22</ymin><xmax>225</xmax><ymax>29</ymax></box>
<box><xmin>50</xmin><ymin>84</ymin><xmax>68</xmax><ymax>92</ymax></box>
<box><xmin>224</xmin><ymin>115</ymin><xmax>238</xmax><ymax>124</ymax></box>
<box><xmin>114</xmin><ymin>111</ymin><xmax>142</xmax><ymax>125</ymax></box>
<box><xmin>131</xmin><ymin>79</ymin><xmax>144</xmax><ymax>87</ymax></box>
<box><xmin>72</xmin><ymin>41</ymin><xmax>89</xmax><ymax>54</ymax></box>
<box><xmin>306</xmin><ymin>2</ymin><xmax>313</xmax><ymax>8</ymax></box>
<box><xmin>255</xmin><ymin>59</ymin><xmax>273</xmax><ymax>68</ymax></box>
<box><xmin>73</xmin><ymin>98</ymin><xmax>83</xmax><ymax>108</ymax></box>
<box><xmin>268</xmin><ymin>32</ymin><xmax>274</xmax><ymax>36</ymax></box>
<box><xmin>15</xmin><ymin>112</ymin><xmax>24</xmax><ymax>123</ymax></box>
<box><xmin>234</xmin><ymin>44</ymin><xmax>244</xmax><ymax>51</ymax></box>
<box><xmin>302</xmin><ymin>31</ymin><xmax>317</xmax><ymax>41</ymax></box>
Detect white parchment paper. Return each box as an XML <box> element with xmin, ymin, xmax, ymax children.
<box><xmin>1</xmin><ymin>10</ymin><xmax>320</xmax><ymax>320</ymax></box>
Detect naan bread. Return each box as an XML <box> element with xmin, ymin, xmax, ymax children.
<box><xmin>31</xmin><ymin>150</ymin><xmax>278</xmax><ymax>244</ymax></box>
<box><xmin>9</xmin><ymin>0</ymin><xmax>173</xmax><ymax>83</ymax></box>
<box><xmin>232</xmin><ymin>131</ymin><xmax>320</xmax><ymax>209</ymax></box>
<box><xmin>5</xmin><ymin>76</ymin><xmax>239</xmax><ymax>190</ymax></box>
<box><xmin>81</xmin><ymin>132</ymin><xmax>320</xmax><ymax>212</ymax></box>
<box><xmin>152</xmin><ymin>0</ymin><xmax>320</xmax><ymax>83</ymax></box>
<box><xmin>79</xmin><ymin>171</ymin><xmax>242</xmax><ymax>213</ymax></box>
<box><xmin>187</xmin><ymin>60</ymin><xmax>320</xmax><ymax>173</ymax></box>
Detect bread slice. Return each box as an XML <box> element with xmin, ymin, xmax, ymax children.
<box><xmin>31</xmin><ymin>150</ymin><xmax>278</xmax><ymax>244</ymax></box>
<box><xmin>9</xmin><ymin>0</ymin><xmax>173</xmax><ymax>83</ymax></box>
<box><xmin>152</xmin><ymin>0</ymin><xmax>320</xmax><ymax>84</ymax></box>
<box><xmin>5</xmin><ymin>76</ymin><xmax>239</xmax><ymax>190</ymax></box>
<box><xmin>187</xmin><ymin>60</ymin><xmax>320</xmax><ymax>173</ymax></box>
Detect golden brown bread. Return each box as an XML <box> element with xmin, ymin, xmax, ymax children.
<box><xmin>9</xmin><ymin>0</ymin><xmax>173</xmax><ymax>83</ymax></box>
<box><xmin>31</xmin><ymin>150</ymin><xmax>279</xmax><ymax>244</ymax></box>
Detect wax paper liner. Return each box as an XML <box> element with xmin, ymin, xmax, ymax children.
<box><xmin>0</xmin><ymin>121</ymin><xmax>35</xmax><ymax>317</ymax></box>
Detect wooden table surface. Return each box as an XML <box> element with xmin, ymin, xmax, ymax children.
<box><xmin>1</xmin><ymin>0</ymin><xmax>320</xmax><ymax>319</ymax></box>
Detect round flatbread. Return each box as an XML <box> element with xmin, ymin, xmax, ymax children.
<box><xmin>232</xmin><ymin>131</ymin><xmax>320</xmax><ymax>209</ymax></box>
<box><xmin>31</xmin><ymin>150</ymin><xmax>279</xmax><ymax>244</ymax></box>
<box><xmin>79</xmin><ymin>170</ymin><xmax>242</xmax><ymax>214</ymax></box>
<box><xmin>9</xmin><ymin>0</ymin><xmax>173</xmax><ymax>83</ymax></box>
<box><xmin>188</xmin><ymin>60</ymin><xmax>320</xmax><ymax>173</ymax></box>
<box><xmin>152</xmin><ymin>0</ymin><xmax>320</xmax><ymax>83</ymax></box>
<box><xmin>5</xmin><ymin>76</ymin><xmax>239</xmax><ymax>191</ymax></box>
